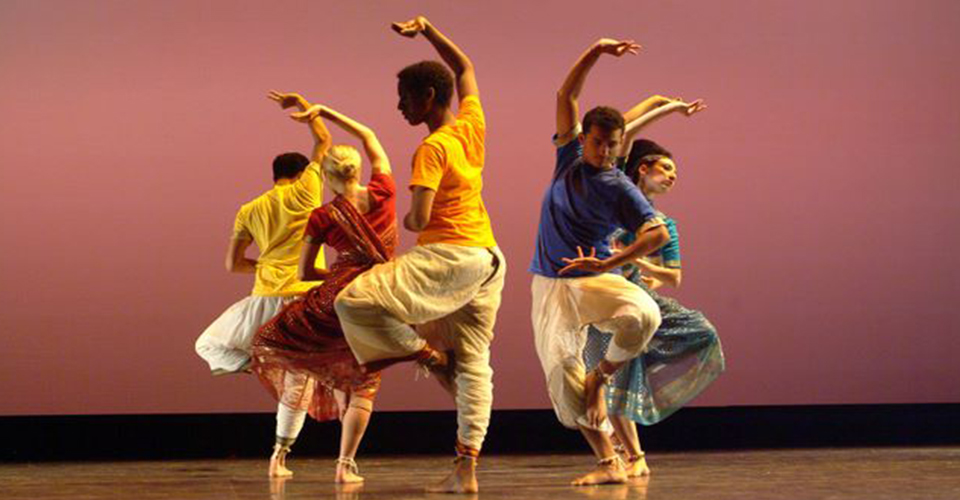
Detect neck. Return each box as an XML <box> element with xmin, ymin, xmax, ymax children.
<box><xmin>340</xmin><ymin>182</ymin><xmax>363</xmax><ymax>199</ymax></box>
<box><xmin>425</xmin><ymin>107</ymin><xmax>456</xmax><ymax>133</ymax></box>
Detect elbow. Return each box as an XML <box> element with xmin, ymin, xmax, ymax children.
<box><xmin>671</xmin><ymin>273</ymin><xmax>683</xmax><ymax>289</ymax></box>
<box><xmin>655</xmin><ymin>227</ymin><xmax>671</xmax><ymax>248</ymax></box>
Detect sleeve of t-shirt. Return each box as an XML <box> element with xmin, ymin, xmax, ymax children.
<box><xmin>232</xmin><ymin>206</ymin><xmax>252</xmax><ymax>240</ymax></box>
<box><xmin>458</xmin><ymin>95</ymin><xmax>485</xmax><ymax>142</ymax></box>
<box><xmin>660</xmin><ymin>218</ymin><xmax>682</xmax><ymax>268</ymax></box>
<box><xmin>409</xmin><ymin>142</ymin><xmax>445</xmax><ymax>191</ymax></box>
<box><xmin>553</xmin><ymin>123</ymin><xmax>583</xmax><ymax>176</ymax></box>
<box><xmin>303</xmin><ymin>207</ymin><xmax>330</xmax><ymax>244</ymax></box>
<box><xmin>616</xmin><ymin>186</ymin><xmax>661</xmax><ymax>234</ymax></box>
<box><xmin>368</xmin><ymin>172</ymin><xmax>396</xmax><ymax>209</ymax></box>
<box><xmin>291</xmin><ymin>161</ymin><xmax>323</xmax><ymax>209</ymax></box>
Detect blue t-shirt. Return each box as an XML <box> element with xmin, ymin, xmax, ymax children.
<box><xmin>530</xmin><ymin>134</ymin><xmax>658</xmax><ymax>278</ymax></box>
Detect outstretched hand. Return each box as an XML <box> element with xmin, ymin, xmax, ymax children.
<box><xmin>267</xmin><ymin>90</ymin><xmax>305</xmax><ymax>110</ymax></box>
<box><xmin>290</xmin><ymin>104</ymin><xmax>324</xmax><ymax>123</ymax></box>
<box><xmin>595</xmin><ymin>38</ymin><xmax>642</xmax><ymax>57</ymax></box>
<box><xmin>682</xmin><ymin>98</ymin><xmax>707</xmax><ymax>116</ymax></box>
<box><xmin>559</xmin><ymin>246</ymin><xmax>609</xmax><ymax>275</ymax></box>
<box><xmin>392</xmin><ymin>16</ymin><xmax>428</xmax><ymax>37</ymax></box>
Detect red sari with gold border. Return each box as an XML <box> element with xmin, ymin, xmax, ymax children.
<box><xmin>250</xmin><ymin>173</ymin><xmax>397</xmax><ymax>421</ymax></box>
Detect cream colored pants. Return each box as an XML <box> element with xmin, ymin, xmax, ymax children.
<box><xmin>335</xmin><ymin>243</ymin><xmax>506</xmax><ymax>451</ymax></box>
<box><xmin>531</xmin><ymin>273</ymin><xmax>661</xmax><ymax>430</ymax></box>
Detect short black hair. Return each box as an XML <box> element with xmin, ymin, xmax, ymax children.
<box><xmin>272</xmin><ymin>152</ymin><xmax>309</xmax><ymax>182</ymax></box>
<box><xmin>582</xmin><ymin>106</ymin><xmax>625</xmax><ymax>136</ymax></box>
<box><xmin>624</xmin><ymin>139</ymin><xmax>673</xmax><ymax>184</ymax></box>
<box><xmin>397</xmin><ymin>60</ymin><xmax>454</xmax><ymax>109</ymax></box>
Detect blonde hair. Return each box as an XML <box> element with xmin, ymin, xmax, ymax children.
<box><xmin>321</xmin><ymin>145</ymin><xmax>362</xmax><ymax>193</ymax></box>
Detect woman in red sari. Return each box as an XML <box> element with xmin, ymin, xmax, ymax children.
<box><xmin>250</xmin><ymin>101</ymin><xmax>397</xmax><ymax>483</ymax></box>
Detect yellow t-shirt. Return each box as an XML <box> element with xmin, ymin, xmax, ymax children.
<box><xmin>233</xmin><ymin>161</ymin><xmax>325</xmax><ymax>296</ymax></box>
<box><xmin>409</xmin><ymin>95</ymin><xmax>497</xmax><ymax>247</ymax></box>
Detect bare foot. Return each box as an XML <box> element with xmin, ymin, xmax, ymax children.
<box><xmin>583</xmin><ymin>370</ymin><xmax>608</xmax><ymax>429</ymax></box>
<box><xmin>269</xmin><ymin>447</ymin><xmax>294</xmax><ymax>478</ymax></box>
<box><xmin>571</xmin><ymin>462</ymin><xmax>628</xmax><ymax>486</ymax></box>
<box><xmin>624</xmin><ymin>455</ymin><xmax>651</xmax><ymax>478</ymax></box>
<box><xmin>425</xmin><ymin>458</ymin><xmax>479</xmax><ymax>493</ymax></box>
<box><xmin>335</xmin><ymin>458</ymin><xmax>364</xmax><ymax>484</ymax></box>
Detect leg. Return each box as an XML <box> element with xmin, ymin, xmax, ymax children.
<box><xmin>270</xmin><ymin>402</ymin><xmax>306</xmax><ymax>478</ymax></box>
<box><xmin>609</xmin><ymin>415</ymin><xmax>649</xmax><ymax>477</ymax></box>
<box><xmin>573</xmin><ymin>425</ymin><xmax>628</xmax><ymax>486</ymax></box>
<box><xmin>336</xmin><ymin>394</ymin><xmax>373</xmax><ymax>484</ymax></box>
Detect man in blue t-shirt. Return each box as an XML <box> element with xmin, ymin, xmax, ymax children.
<box><xmin>529</xmin><ymin>38</ymin><xmax>671</xmax><ymax>486</ymax></box>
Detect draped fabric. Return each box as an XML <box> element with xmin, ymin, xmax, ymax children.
<box><xmin>250</xmin><ymin>195</ymin><xmax>397</xmax><ymax>422</ymax></box>
<box><xmin>583</xmin><ymin>277</ymin><xmax>724</xmax><ymax>426</ymax></box>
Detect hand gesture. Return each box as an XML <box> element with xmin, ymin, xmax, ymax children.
<box><xmin>595</xmin><ymin>38</ymin><xmax>642</xmax><ymax>57</ymax></box>
<box><xmin>392</xmin><ymin>16</ymin><xmax>428</xmax><ymax>38</ymax></box>
<box><xmin>682</xmin><ymin>98</ymin><xmax>707</xmax><ymax>116</ymax></box>
<box><xmin>559</xmin><ymin>246</ymin><xmax>609</xmax><ymax>275</ymax></box>
<box><xmin>267</xmin><ymin>90</ymin><xmax>305</xmax><ymax>110</ymax></box>
<box><xmin>290</xmin><ymin>104</ymin><xmax>324</xmax><ymax>123</ymax></box>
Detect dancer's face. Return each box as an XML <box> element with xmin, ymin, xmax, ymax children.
<box><xmin>397</xmin><ymin>85</ymin><xmax>430</xmax><ymax>125</ymax></box>
<box><xmin>579</xmin><ymin>125</ymin><xmax>622</xmax><ymax>169</ymax></box>
<box><xmin>639</xmin><ymin>157</ymin><xmax>678</xmax><ymax>195</ymax></box>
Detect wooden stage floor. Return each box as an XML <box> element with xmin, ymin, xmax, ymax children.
<box><xmin>2</xmin><ymin>448</ymin><xmax>959</xmax><ymax>499</ymax></box>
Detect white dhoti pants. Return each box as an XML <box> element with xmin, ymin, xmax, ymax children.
<box><xmin>335</xmin><ymin>244</ymin><xmax>506</xmax><ymax>451</ymax></box>
<box><xmin>195</xmin><ymin>295</ymin><xmax>289</xmax><ymax>372</ymax></box>
<box><xmin>531</xmin><ymin>273</ymin><xmax>661</xmax><ymax>430</ymax></box>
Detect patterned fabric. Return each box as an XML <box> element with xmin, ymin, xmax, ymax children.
<box><xmin>583</xmin><ymin>269</ymin><xmax>724</xmax><ymax>426</ymax></box>
<box><xmin>250</xmin><ymin>192</ymin><xmax>397</xmax><ymax>422</ymax></box>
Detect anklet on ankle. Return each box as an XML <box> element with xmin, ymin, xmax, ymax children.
<box><xmin>626</xmin><ymin>451</ymin><xmax>646</xmax><ymax>463</ymax></box>
<box><xmin>455</xmin><ymin>441</ymin><xmax>480</xmax><ymax>464</ymax></box>
<box><xmin>597</xmin><ymin>455</ymin><xmax>624</xmax><ymax>468</ymax></box>
<box><xmin>336</xmin><ymin>457</ymin><xmax>359</xmax><ymax>474</ymax></box>
<box><xmin>590</xmin><ymin>367</ymin><xmax>614</xmax><ymax>384</ymax></box>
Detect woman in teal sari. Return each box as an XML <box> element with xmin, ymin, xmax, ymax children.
<box><xmin>583</xmin><ymin>98</ymin><xmax>724</xmax><ymax>477</ymax></box>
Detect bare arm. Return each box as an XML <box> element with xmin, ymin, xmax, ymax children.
<box><xmin>404</xmin><ymin>186</ymin><xmax>436</xmax><ymax>232</ymax></box>
<box><xmin>393</xmin><ymin>16</ymin><xmax>478</xmax><ymax>99</ymax></box>
<box><xmin>297</xmin><ymin>240</ymin><xmax>329</xmax><ymax>281</ymax></box>
<box><xmin>634</xmin><ymin>258</ymin><xmax>682</xmax><ymax>288</ymax></box>
<box><xmin>267</xmin><ymin>90</ymin><xmax>331</xmax><ymax>162</ymax></box>
<box><xmin>559</xmin><ymin>224</ymin><xmax>670</xmax><ymax>275</ymax></box>
<box><xmin>225</xmin><ymin>237</ymin><xmax>257</xmax><ymax>273</ymax></box>
<box><xmin>295</xmin><ymin>104</ymin><xmax>391</xmax><ymax>175</ymax></box>
<box><xmin>621</xmin><ymin>99</ymin><xmax>706</xmax><ymax>158</ymax></box>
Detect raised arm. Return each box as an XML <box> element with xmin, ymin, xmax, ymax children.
<box><xmin>294</xmin><ymin>104</ymin><xmax>391</xmax><ymax>175</ymax></box>
<box><xmin>268</xmin><ymin>90</ymin><xmax>331</xmax><ymax>162</ymax></box>
<box><xmin>392</xmin><ymin>16</ymin><xmax>478</xmax><ymax>100</ymax></box>
<box><xmin>621</xmin><ymin>98</ymin><xmax>706</xmax><ymax>158</ymax></box>
<box><xmin>557</xmin><ymin>39</ymin><xmax>641</xmax><ymax>141</ymax></box>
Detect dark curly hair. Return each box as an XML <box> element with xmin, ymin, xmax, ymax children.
<box><xmin>624</xmin><ymin>139</ymin><xmax>673</xmax><ymax>184</ymax></box>
<box><xmin>272</xmin><ymin>152</ymin><xmax>309</xmax><ymax>182</ymax></box>
<box><xmin>397</xmin><ymin>60</ymin><xmax>454</xmax><ymax>109</ymax></box>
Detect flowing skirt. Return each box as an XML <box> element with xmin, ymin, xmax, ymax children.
<box><xmin>583</xmin><ymin>281</ymin><xmax>724</xmax><ymax>425</ymax></box>
<box><xmin>250</xmin><ymin>262</ymin><xmax>381</xmax><ymax>422</ymax></box>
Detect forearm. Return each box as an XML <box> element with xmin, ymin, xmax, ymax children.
<box><xmin>603</xmin><ymin>226</ymin><xmax>669</xmax><ymax>271</ymax></box>
<box><xmin>308</xmin><ymin>116</ymin><xmax>332</xmax><ymax>162</ymax></box>
<box><xmin>634</xmin><ymin>259</ymin><xmax>681</xmax><ymax>288</ymax></box>
<box><xmin>421</xmin><ymin>19</ymin><xmax>473</xmax><ymax>77</ymax></box>
<box><xmin>559</xmin><ymin>43</ymin><xmax>603</xmax><ymax>102</ymax></box>
<box><xmin>319</xmin><ymin>107</ymin><xmax>389</xmax><ymax>175</ymax></box>
<box><xmin>403</xmin><ymin>210</ymin><xmax>427</xmax><ymax>232</ymax></box>
<box><xmin>621</xmin><ymin>102</ymin><xmax>687</xmax><ymax>157</ymax></box>
<box><xmin>299</xmin><ymin>266</ymin><xmax>328</xmax><ymax>281</ymax></box>
<box><xmin>623</xmin><ymin>96</ymin><xmax>670</xmax><ymax>123</ymax></box>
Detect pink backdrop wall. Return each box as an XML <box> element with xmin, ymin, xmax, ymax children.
<box><xmin>1</xmin><ymin>1</ymin><xmax>958</xmax><ymax>416</ymax></box>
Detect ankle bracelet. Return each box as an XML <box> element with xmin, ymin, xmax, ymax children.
<box><xmin>336</xmin><ymin>457</ymin><xmax>359</xmax><ymax>474</ymax></box>
<box><xmin>597</xmin><ymin>455</ymin><xmax>624</xmax><ymax>468</ymax></box>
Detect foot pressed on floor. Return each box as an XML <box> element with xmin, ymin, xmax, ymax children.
<box><xmin>571</xmin><ymin>456</ymin><xmax>628</xmax><ymax>486</ymax></box>
<box><xmin>623</xmin><ymin>453</ymin><xmax>650</xmax><ymax>478</ymax></box>
<box><xmin>335</xmin><ymin>457</ymin><xmax>364</xmax><ymax>484</ymax></box>
<box><xmin>425</xmin><ymin>456</ymin><xmax>479</xmax><ymax>493</ymax></box>
<box><xmin>268</xmin><ymin>445</ymin><xmax>294</xmax><ymax>478</ymax></box>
